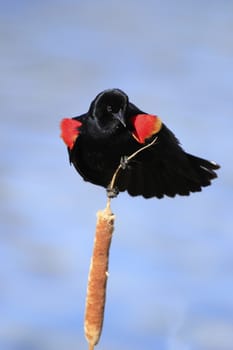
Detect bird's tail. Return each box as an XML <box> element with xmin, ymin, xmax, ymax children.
<box><xmin>186</xmin><ymin>153</ymin><xmax>220</xmax><ymax>184</ymax></box>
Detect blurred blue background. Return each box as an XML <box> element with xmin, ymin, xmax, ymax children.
<box><xmin>1</xmin><ymin>0</ymin><xmax>233</xmax><ymax>349</ymax></box>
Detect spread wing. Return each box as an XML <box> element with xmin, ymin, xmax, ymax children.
<box><xmin>116</xmin><ymin>123</ymin><xmax>220</xmax><ymax>198</ymax></box>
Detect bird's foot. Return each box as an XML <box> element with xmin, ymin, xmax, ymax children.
<box><xmin>120</xmin><ymin>155</ymin><xmax>129</xmax><ymax>170</ymax></box>
<box><xmin>107</xmin><ymin>185</ymin><xmax>119</xmax><ymax>199</ymax></box>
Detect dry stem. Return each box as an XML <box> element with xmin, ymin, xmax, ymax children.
<box><xmin>84</xmin><ymin>135</ymin><xmax>158</xmax><ymax>349</ymax></box>
<box><xmin>108</xmin><ymin>135</ymin><xmax>158</xmax><ymax>195</ymax></box>
<box><xmin>84</xmin><ymin>206</ymin><xmax>115</xmax><ymax>347</ymax></box>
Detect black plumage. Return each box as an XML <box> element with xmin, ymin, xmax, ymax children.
<box><xmin>61</xmin><ymin>88</ymin><xmax>220</xmax><ymax>198</ymax></box>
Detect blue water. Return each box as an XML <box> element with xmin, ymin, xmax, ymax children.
<box><xmin>1</xmin><ymin>1</ymin><xmax>233</xmax><ymax>349</ymax></box>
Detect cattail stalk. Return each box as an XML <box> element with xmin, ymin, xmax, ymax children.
<box><xmin>84</xmin><ymin>204</ymin><xmax>115</xmax><ymax>349</ymax></box>
<box><xmin>84</xmin><ymin>136</ymin><xmax>158</xmax><ymax>349</ymax></box>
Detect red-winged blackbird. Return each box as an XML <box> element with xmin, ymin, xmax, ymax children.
<box><xmin>60</xmin><ymin>88</ymin><xmax>220</xmax><ymax>199</ymax></box>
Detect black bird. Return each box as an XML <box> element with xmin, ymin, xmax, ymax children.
<box><xmin>60</xmin><ymin>88</ymin><xmax>220</xmax><ymax>198</ymax></box>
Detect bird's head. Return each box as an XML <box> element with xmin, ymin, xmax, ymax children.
<box><xmin>89</xmin><ymin>89</ymin><xmax>129</xmax><ymax>130</ymax></box>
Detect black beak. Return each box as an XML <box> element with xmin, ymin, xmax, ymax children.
<box><xmin>113</xmin><ymin>109</ymin><xmax>126</xmax><ymax>127</ymax></box>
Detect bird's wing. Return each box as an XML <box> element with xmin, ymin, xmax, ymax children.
<box><xmin>60</xmin><ymin>118</ymin><xmax>82</xmax><ymax>150</ymax></box>
<box><xmin>117</xmin><ymin>122</ymin><xmax>220</xmax><ymax>198</ymax></box>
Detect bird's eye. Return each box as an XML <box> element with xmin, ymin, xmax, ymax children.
<box><xmin>106</xmin><ymin>105</ymin><xmax>112</xmax><ymax>112</ymax></box>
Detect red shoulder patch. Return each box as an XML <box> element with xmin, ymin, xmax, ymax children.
<box><xmin>130</xmin><ymin>114</ymin><xmax>162</xmax><ymax>144</ymax></box>
<box><xmin>60</xmin><ymin>118</ymin><xmax>82</xmax><ymax>150</ymax></box>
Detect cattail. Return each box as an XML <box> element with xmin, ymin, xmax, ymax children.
<box><xmin>84</xmin><ymin>204</ymin><xmax>115</xmax><ymax>350</ymax></box>
<box><xmin>84</xmin><ymin>137</ymin><xmax>157</xmax><ymax>349</ymax></box>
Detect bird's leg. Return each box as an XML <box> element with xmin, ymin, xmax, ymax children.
<box><xmin>106</xmin><ymin>155</ymin><xmax>129</xmax><ymax>199</ymax></box>
<box><xmin>106</xmin><ymin>185</ymin><xmax>119</xmax><ymax>199</ymax></box>
<box><xmin>120</xmin><ymin>155</ymin><xmax>129</xmax><ymax>170</ymax></box>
